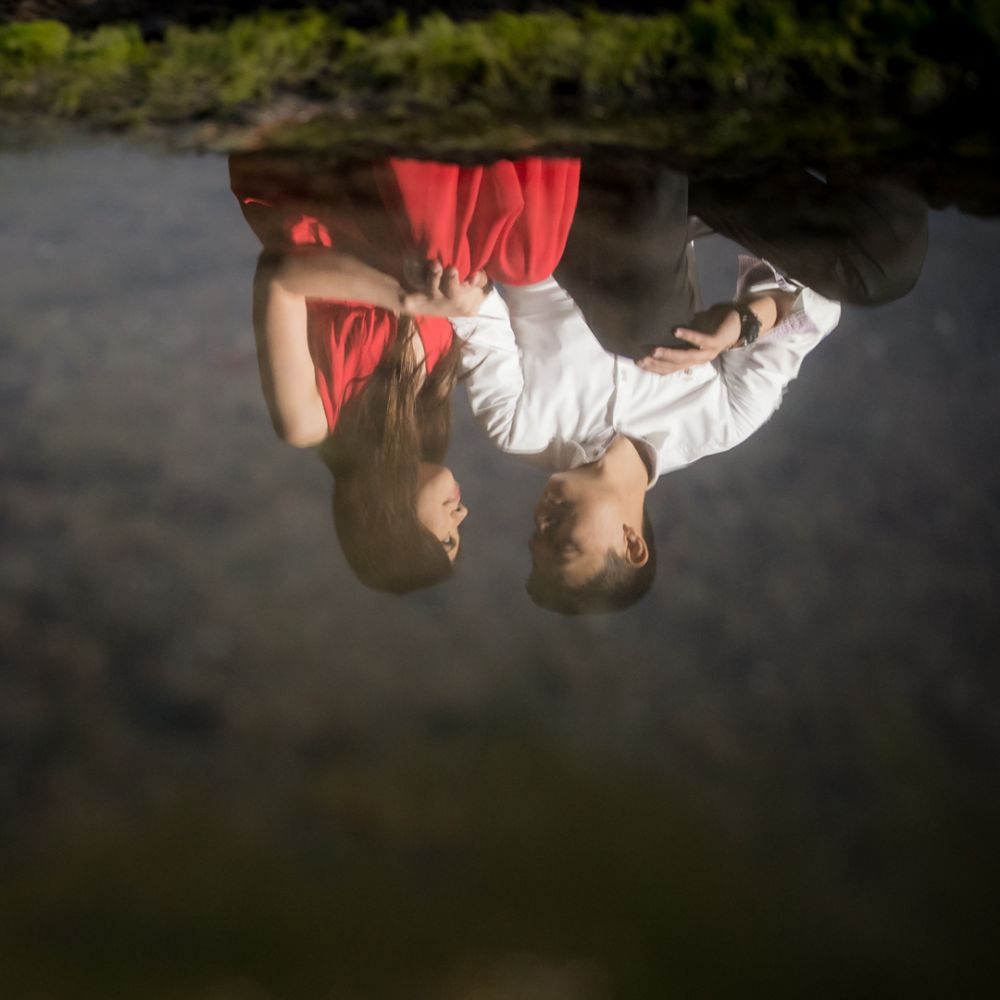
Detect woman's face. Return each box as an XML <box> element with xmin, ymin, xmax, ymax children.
<box><xmin>416</xmin><ymin>463</ymin><xmax>468</xmax><ymax>561</ymax></box>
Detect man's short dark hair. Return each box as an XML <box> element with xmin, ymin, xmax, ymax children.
<box><xmin>526</xmin><ymin>509</ymin><xmax>656</xmax><ymax>615</ymax></box>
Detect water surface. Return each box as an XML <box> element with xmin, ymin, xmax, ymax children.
<box><xmin>1</xmin><ymin>142</ymin><xmax>998</xmax><ymax>998</ymax></box>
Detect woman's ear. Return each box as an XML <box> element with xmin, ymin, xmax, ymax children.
<box><xmin>623</xmin><ymin>524</ymin><xmax>650</xmax><ymax>567</ymax></box>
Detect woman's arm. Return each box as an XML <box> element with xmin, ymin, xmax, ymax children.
<box><xmin>265</xmin><ymin>247</ymin><xmax>406</xmax><ymax>309</ymax></box>
<box><xmin>252</xmin><ymin>250</ymin><xmax>489</xmax><ymax>449</ymax></box>
<box><xmin>252</xmin><ymin>248</ymin><xmax>420</xmax><ymax>448</ymax></box>
<box><xmin>270</xmin><ymin>249</ymin><xmax>488</xmax><ymax>315</ymax></box>
<box><xmin>252</xmin><ymin>253</ymin><xmax>331</xmax><ymax>448</ymax></box>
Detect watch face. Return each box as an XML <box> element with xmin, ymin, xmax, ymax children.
<box><xmin>739</xmin><ymin>306</ymin><xmax>761</xmax><ymax>343</ymax></box>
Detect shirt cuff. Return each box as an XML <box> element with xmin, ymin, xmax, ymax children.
<box><xmin>735</xmin><ymin>255</ymin><xmax>803</xmax><ymax>298</ymax></box>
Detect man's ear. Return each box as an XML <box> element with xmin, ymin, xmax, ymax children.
<box><xmin>623</xmin><ymin>524</ymin><xmax>649</xmax><ymax>567</ymax></box>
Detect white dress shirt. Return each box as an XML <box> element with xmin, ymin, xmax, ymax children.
<box><xmin>453</xmin><ymin>257</ymin><xmax>841</xmax><ymax>486</ymax></box>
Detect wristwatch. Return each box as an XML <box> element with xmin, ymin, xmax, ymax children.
<box><xmin>731</xmin><ymin>303</ymin><xmax>761</xmax><ymax>348</ymax></box>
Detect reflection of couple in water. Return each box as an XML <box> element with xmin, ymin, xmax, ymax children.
<box><xmin>231</xmin><ymin>154</ymin><xmax>927</xmax><ymax>612</ymax></box>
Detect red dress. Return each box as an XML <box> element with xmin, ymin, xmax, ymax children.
<box><xmin>231</xmin><ymin>156</ymin><xmax>580</xmax><ymax>431</ymax></box>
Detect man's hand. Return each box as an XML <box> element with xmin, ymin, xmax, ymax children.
<box><xmin>636</xmin><ymin>303</ymin><xmax>741</xmax><ymax>376</ymax></box>
<box><xmin>401</xmin><ymin>260</ymin><xmax>490</xmax><ymax>318</ymax></box>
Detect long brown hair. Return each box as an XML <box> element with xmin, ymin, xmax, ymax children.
<box><xmin>321</xmin><ymin>316</ymin><xmax>464</xmax><ymax>593</ymax></box>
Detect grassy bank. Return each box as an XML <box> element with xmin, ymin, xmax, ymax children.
<box><xmin>1</xmin><ymin>3</ymin><xmax>999</xmax><ymax>161</ymax></box>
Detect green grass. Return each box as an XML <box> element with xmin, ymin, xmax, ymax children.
<box><xmin>1</xmin><ymin>3</ymin><xmax>998</xmax><ymax>156</ymax></box>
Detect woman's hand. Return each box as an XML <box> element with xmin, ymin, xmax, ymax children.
<box><xmin>266</xmin><ymin>249</ymin><xmax>406</xmax><ymax>311</ymax></box>
<box><xmin>401</xmin><ymin>261</ymin><xmax>490</xmax><ymax>318</ymax></box>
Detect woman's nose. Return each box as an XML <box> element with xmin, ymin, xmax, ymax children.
<box><xmin>455</xmin><ymin>504</ymin><xmax>468</xmax><ymax>524</ymax></box>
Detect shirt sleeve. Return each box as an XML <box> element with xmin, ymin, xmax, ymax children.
<box><xmin>451</xmin><ymin>289</ymin><xmax>525</xmax><ymax>451</ymax></box>
<box><xmin>714</xmin><ymin>257</ymin><xmax>841</xmax><ymax>443</ymax></box>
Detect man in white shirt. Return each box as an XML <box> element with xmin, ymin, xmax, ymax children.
<box><xmin>452</xmin><ymin>257</ymin><xmax>841</xmax><ymax>613</ymax></box>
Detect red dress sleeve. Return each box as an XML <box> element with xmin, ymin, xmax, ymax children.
<box><xmin>383</xmin><ymin>157</ymin><xmax>580</xmax><ymax>285</ymax></box>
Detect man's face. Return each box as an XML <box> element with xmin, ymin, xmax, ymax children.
<box><xmin>529</xmin><ymin>472</ymin><xmax>627</xmax><ymax>587</ymax></box>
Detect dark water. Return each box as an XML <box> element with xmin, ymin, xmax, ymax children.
<box><xmin>1</xmin><ymin>143</ymin><xmax>998</xmax><ymax>998</ymax></box>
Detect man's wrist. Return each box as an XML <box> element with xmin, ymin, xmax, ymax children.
<box><xmin>729</xmin><ymin>302</ymin><xmax>762</xmax><ymax>349</ymax></box>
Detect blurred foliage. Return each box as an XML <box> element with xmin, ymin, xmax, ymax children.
<box><xmin>147</xmin><ymin>10</ymin><xmax>338</xmax><ymax>119</ymax></box>
<box><xmin>0</xmin><ymin>2</ymin><xmax>998</xmax><ymax>151</ymax></box>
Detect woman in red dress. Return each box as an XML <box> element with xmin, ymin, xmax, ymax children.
<box><xmin>230</xmin><ymin>154</ymin><xmax>579</xmax><ymax>592</ymax></box>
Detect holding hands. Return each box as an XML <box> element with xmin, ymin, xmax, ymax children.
<box><xmin>401</xmin><ymin>258</ymin><xmax>490</xmax><ymax>318</ymax></box>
